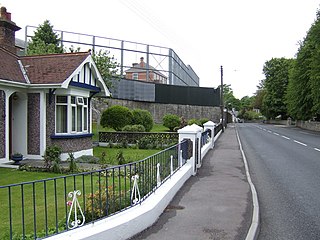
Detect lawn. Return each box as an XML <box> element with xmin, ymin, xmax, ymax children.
<box><xmin>94</xmin><ymin>147</ymin><xmax>159</xmax><ymax>165</ymax></box>
<box><xmin>0</xmin><ymin>123</ymin><xmax>169</xmax><ymax>239</ymax></box>
<box><xmin>0</xmin><ymin>147</ymin><xmax>160</xmax><ymax>239</ymax></box>
<box><xmin>0</xmin><ymin>167</ymin><xmax>136</xmax><ymax>239</ymax></box>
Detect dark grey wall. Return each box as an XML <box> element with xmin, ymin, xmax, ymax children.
<box><xmin>109</xmin><ymin>79</ymin><xmax>220</xmax><ymax>107</ymax></box>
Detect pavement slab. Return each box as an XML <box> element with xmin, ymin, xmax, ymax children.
<box><xmin>131</xmin><ymin>124</ymin><xmax>252</xmax><ymax>240</ymax></box>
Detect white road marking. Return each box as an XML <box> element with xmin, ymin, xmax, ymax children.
<box><xmin>293</xmin><ymin>140</ymin><xmax>307</xmax><ymax>147</ymax></box>
<box><xmin>314</xmin><ymin>148</ymin><xmax>320</xmax><ymax>152</ymax></box>
<box><xmin>281</xmin><ymin>135</ymin><xmax>290</xmax><ymax>140</ymax></box>
<box><xmin>273</xmin><ymin>133</ymin><xmax>279</xmax><ymax>136</ymax></box>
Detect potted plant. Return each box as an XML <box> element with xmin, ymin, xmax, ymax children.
<box><xmin>11</xmin><ymin>153</ymin><xmax>23</xmax><ymax>165</ymax></box>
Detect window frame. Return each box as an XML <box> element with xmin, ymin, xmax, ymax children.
<box><xmin>55</xmin><ymin>95</ymin><xmax>89</xmax><ymax>135</ymax></box>
<box><xmin>132</xmin><ymin>73</ymin><xmax>138</xmax><ymax>80</ymax></box>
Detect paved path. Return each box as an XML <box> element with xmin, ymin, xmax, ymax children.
<box><xmin>131</xmin><ymin>124</ymin><xmax>252</xmax><ymax>240</ymax></box>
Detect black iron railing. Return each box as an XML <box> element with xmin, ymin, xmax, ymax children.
<box><xmin>201</xmin><ymin>129</ymin><xmax>211</xmax><ymax>148</ymax></box>
<box><xmin>214</xmin><ymin>123</ymin><xmax>223</xmax><ymax>136</ymax></box>
<box><xmin>0</xmin><ymin>140</ymin><xmax>191</xmax><ymax>240</ymax></box>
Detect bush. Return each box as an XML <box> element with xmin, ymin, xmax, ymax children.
<box><xmin>116</xmin><ymin>150</ymin><xmax>126</xmax><ymax>165</ymax></box>
<box><xmin>187</xmin><ymin>118</ymin><xmax>198</xmax><ymax>125</ymax></box>
<box><xmin>242</xmin><ymin>110</ymin><xmax>263</xmax><ymax>120</ymax></box>
<box><xmin>84</xmin><ymin>185</ymin><xmax>129</xmax><ymax>222</ymax></box>
<box><xmin>198</xmin><ymin>118</ymin><xmax>209</xmax><ymax>127</ymax></box>
<box><xmin>68</xmin><ymin>152</ymin><xmax>78</xmax><ymax>173</ymax></box>
<box><xmin>76</xmin><ymin>155</ymin><xmax>99</xmax><ymax>164</ymax></box>
<box><xmin>132</xmin><ymin>109</ymin><xmax>153</xmax><ymax>132</ymax></box>
<box><xmin>43</xmin><ymin>145</ymin><xmax>62</xmax><ymax>172</ymax></box>
<box><xmin>187</xmin><ymin>118</ymin><xmax>209</xmax><ymax>127</ymax></box>
<box><xmin>163</xmin><ymin>114</ymin><xmax>180</xmax><ymax>132</ymax></box>
<box><xmin>100</xmin><ymin>105</ymin><xmax>133</xmax><ymax>131</ymax></box>
<box><xmin>122</xmin><ymin>124</ymin><xmax>146</xmax><ymax>132</ymax></box>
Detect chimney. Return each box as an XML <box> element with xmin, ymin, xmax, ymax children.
<box><xmin>0</xmin><ymin>6</ymin><xmax>21</xmax><ymax>53</ymax></box>
<box><xmin>140</xmin><ymin>57</ymin><xmax>145</xmax><ymax>68</ymax></box>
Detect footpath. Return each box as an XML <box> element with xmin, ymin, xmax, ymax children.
<box><xmin>131</xmin><ymin>124</ymin><xmax>254</xmax><ymax>240</ymax></box>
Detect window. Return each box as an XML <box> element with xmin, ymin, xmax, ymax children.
<box><xmin>56</xmin><ymin>96</ymin><xmax>68</xmax><ymax>133</ymax></box>
<box><xmin>133</xmin><ymin>73</ymin><xmax>138</xmax><ymax>80</ymax></box>
<box><xmin>55</xmin><ymin>95</ymin><xmax>89</xmax><ymax>134</ymax></box>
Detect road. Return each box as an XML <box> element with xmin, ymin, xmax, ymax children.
<box><xmin>237</xmin><ymin>123</ymin><xmax>320</xmax><ymax>240</ymax></box>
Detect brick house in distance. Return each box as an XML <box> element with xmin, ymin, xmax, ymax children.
<box><xmin>125</xmin><ymin>57</ymin><xmax>167</xmax><ymax>84</ymax></box>
<box><xmin>0</xmin><ymin>7</ymin><xmax>110</xmax><ymax>162</ymax></box>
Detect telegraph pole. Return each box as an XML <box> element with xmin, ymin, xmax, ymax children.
<box><xmin>220</xmin><ymin>65</ymin><xmax>224</xmax><ymax>132</ymax></box>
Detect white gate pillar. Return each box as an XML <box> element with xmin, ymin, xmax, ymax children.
<box><xmin>178</xmin><ymin>124</ymin><xmax>202</xmax><ymax>176</ymax></box>
<box><xmin>203</xmin><ymin>121</ymin><xmax>216</xmax><ymax>149</ymax></box>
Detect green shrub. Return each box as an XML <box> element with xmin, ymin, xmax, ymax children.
<box><xmin>187</xmin><ymin>118</ymin><xmax>209</xmax><ymax>126</ymax></box>
<box><xmin>242</xmin><ymin>110</ymin><xmax>263</xmax><ymax>120</ymax></box>
<box><xmin>163</xmin><ymin>114</ymin><xmax>180</xmax><ymax>132</ymax></box>
<box><xmin>68</xmin><ymin>152</ymin><xmax>78</xmax><ymax>173</ymax></box>
<box><xmin>122</xmin><ymin>124</ymin><xmax>146</xmax><ymax>132</ymax></box>
<box><xmin>137</xmin><ymin>137</ymin><xmax>149</xmax><ymax>149</ymax></box>
<box><xmin>43</xmin><ymin>145</ymin><xmax>62</xmax><ymax>172</ymax></box>
<box><xmin>76</xmin><ymin>155</ymin><xmax>99</xmax><ymax>164</ymax></box>
<box><xmin>187</xmin><ymin>118</ymin><xmax>198</xmax><ymax>125</ymax></box>
<box><xmin>198</xmin><ymin>118</ymin><xmax>209</xmax><ymax>126</ymax></box>
<box><xmin>84</xmin><ymin>185</ymin><xmax>130</xmax><ymax>222</ymax></box>
<box><xmin>116</xmin><ymin>150</ymin><xmax>126</xmax><ymax>165</ymax></box>
<box><xmin>100</xmin><ymin>105</ymin><xmax>133</xmax><ymax>131</ymax></box>
<box><xmin>132</xmin><ymin>109</ymin><xmax>154</xmax><ymax>132</ymax></box>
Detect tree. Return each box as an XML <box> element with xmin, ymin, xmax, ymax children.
<box><xmin>261</xmin><ymin>58</ymin><xmax>293</xmax><ymax>119</ymax></box>
<box><xmin>220</xmin><ymin>84</ymin><xmax>241</xmax><ymax>111</ymax></box>
<box><xmin>240</xmin><ymin>96</ymin><xmax>254</xmax><ymax>110</ymax></box>
<box><xmin>287</xmin><ymin>9</ymin><xmax>320</xmax><ymax>120</ymax></box>
<box><xmin>92</xmin><ymin>50</ymin><xmax>120</xmax><ymax>88</ymax></box>
<box><xmin>27</xmin><ymin>20</ymin><xmax>63</xmax><ymax>55</ymax></box>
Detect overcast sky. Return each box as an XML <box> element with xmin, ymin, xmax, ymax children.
<box><xmin>1</xmin><ymin>0</ymin><xmax>319</xmax><ymax>98</ymax></box>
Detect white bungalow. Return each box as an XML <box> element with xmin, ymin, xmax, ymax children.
<box><xmin>0</xmin><ymin>7</ymin><xmax>110</xmax><ymax>162</ymax></box>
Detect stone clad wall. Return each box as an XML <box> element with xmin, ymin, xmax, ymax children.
<box><xmin>27</xmin><ymin>93</ymin><xmax>40</xmax><ymax>155</ymax></box>
<box><xmin>92</xmin><ymin>97</ymin><xmax>221</xmax><ymax>124</ymax></box>
<box><xmin>0</xmin><ymin>90</ymin><xmax>5</xmax><ymax>158</ymax></box>
<box><xmin>296</xmin><ymin>120</ymin><xmax>320</xmax><ymax>132</ymax></box>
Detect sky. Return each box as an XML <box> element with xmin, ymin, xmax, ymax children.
<box><xmin>1</xmin><ymin>0</ymin><xmax>319</xmax><ymax>98</ymax></box>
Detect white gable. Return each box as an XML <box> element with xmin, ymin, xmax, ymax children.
<box><xmin>61</xmin><ymin>55</ymin><xmax>110</xmax><ymax>97</ymax></box>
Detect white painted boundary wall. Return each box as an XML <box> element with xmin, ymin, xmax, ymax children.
<box><xmin>46</xmin><ymin>163</ymin><xmax>192</xmax><ymax>240</ymax></box>
<box><xmin>47</xmin><ymin>121</ymin><xmax>221</xmax><ymax>240</ymax></box>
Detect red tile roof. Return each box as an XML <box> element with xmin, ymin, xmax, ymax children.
<box><xmin>0</xmin><ymin>47</ymin><xmax>90</xmax><ymax>85</ymax></box>
<box><xmin>0</xmin><ymin>46</ymin><xmax>25</xmax><ymax>82</ymax></box>
<box><xmin>20</xmin><ymin>52</ymin><xmax>90</xmax><ymax>84</ymax></box>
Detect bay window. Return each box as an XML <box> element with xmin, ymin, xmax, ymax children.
<box><xmin>55</xmin><ymin>95</ymin><xmax>89</xmax><ymax>134</ymax></box>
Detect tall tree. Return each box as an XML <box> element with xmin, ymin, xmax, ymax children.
<box><xmin>220</xmin><ymin>84</ymin><xmax>241</xmax><ymax>110</ymax></box>
<box><xmin>286</xmin><ymin>9</ymin><xmax>320</xmax><ymax>120</ymax></box>
<box><xmin>261</xmin><ymin>57</ymin><xmax>293</xmax><ymax>119</ymax></box>
<box><xmin>92</xmin><ymin>50</ymin><xmax>119</xmax><ymax>88</ymax></box>
<box><xmin>240</xmin><ymin>96</ymin><xmax>254</xmax><ymax>110</ymax></box>
<box><xmin>27</xmin><ymin>20</ymin><xmax>63</xmax><ymax>55</ymax></box>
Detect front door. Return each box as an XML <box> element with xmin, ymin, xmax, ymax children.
<box><xmin>9</xmin><ymin>92</ymin><xmax>28</xmax><ymax>157</ymax></box>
